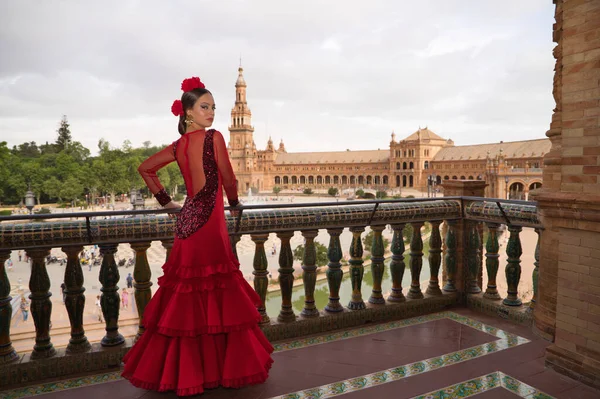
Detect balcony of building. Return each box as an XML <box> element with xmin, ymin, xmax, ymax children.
<box><xmin>1</xmin><ymin>180</ymin><xmax>599</xmax><ymax>399</ymax></box>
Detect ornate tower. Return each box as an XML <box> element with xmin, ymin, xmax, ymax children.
<box><xmin>228</xmin><ymin>66</ymin><xmax>257</xmax><ymax>190</ymax></box>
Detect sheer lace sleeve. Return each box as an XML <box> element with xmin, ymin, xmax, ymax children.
<box><xmin>213</xmin><ymin>130</ymin><xmax>239</xmax><ymax>205</ymax></box>
<box><xmin>137</xmin><ymin>144</ymin><xmax>175</xmax><ymax>206</ymax></box>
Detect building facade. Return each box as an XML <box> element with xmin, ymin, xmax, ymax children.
<box><xmin>228</xmin><ymin>67</ymin><xmax>549</xmax><ymax>199</ymax></box>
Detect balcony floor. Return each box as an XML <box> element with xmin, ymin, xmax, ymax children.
<box><xmin>2</xmin><ymin>308</ymin><xmax>599</xmax><ymax>399</ymax></box>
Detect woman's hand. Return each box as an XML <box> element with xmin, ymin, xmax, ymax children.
<box><xmin>229</xmin><ymin>202</ymin><xmax>243</xmax><ymax>218</ymax></box>
<box><xmin>164</xmin><ymin>201</ymin><xmax>181</xmax><ymax>219</ymax></box>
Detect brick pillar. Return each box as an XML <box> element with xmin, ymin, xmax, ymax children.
<box><xmin>441</xmin><ymin>180</ymin><xmax>487</xmax><ymax>295</ymax></box>
<box><xmin>531</xmin><ymin>0</ymin><xmax>600</xmax><ymax>389</ymax></box>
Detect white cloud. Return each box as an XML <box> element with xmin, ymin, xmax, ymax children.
<box><xmin>0</xmin><ymin>0</ymin><xmax>555</xmax><ymax>155</ymax></box>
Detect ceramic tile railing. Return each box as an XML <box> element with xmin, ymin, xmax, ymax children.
<box><xmin>0</xmin><ymin>196</ymin><xmax>541</xmax><ymax>365</ymax></box>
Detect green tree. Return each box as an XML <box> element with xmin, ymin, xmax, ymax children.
<box><xmin>362</xmin><ymin>230</ymin><xmax>390</xmax><ymax>253</ymax></box>
<box><xmin>292</xmin><ymin>241</ymin><xmax>329</xmax><ymax>267</ymax></box>
<box><xmin>165</xmin><ymin>163</ymin><xmax>184</xmax><ymax>197</ymax></box>
<box><xmin>328</xmin><ymin>187</ymin><xmax>338</xmax><ymax>197</ymax></box>
<box><xmin>376</xmin><ymin>190</ymin><xmax>388</xmax><ymax>199</ymax></box>
<box><xmin>273</xmin><ymin>186</ymin><xmax>282</xmax><ymax>197</ymax></box>
<box><xmin>355</xmin><ymin>189</ymin><xmax>365</xmax><ymax>198</ymax></box>
<box><xmin>60</xmin><ymin>176</ymin><xmax>83</xmax><ymax>205</ymax></box>
<box><xmin>12</xmin><ymin>141</ymin><xmax>40</xmax><ymax>158</ymax></box>
<box><xmin>303</xmin><ymin>188</ymin><xmax>313</xmax><ymax>195</ymax></box>
<box><xmin>55</xmin><ymin>115</ymin><xmax>72</xmax><ymax>152</ymax></box>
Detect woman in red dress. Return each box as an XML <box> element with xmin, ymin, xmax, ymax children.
<box><xmin>121</xmin><ymin>77</ymin><xmax>273</xmax><ymax>396</ymax></box>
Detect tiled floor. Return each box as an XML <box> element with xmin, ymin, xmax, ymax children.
<box><xmin>2</xmin><ymin>308</ymin><xmax>600</xmax><ymax>399</ymax></box>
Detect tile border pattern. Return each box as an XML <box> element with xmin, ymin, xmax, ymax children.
<box><xmin>410</xmin><ymin>371</ymin><xmax>554</xmax><ymax>399</ymax></box>
<box><xmin>0</xmin><ymin>311</ymin><xmax>532</xmax><ymax>399</ymax></box>
<box><xmin>269</xmin><ymin>311</ymin><xmax>532</xmax><ymax>399</ymax></box>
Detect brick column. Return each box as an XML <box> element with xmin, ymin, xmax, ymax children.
<box><xmin>441</xmin><ymin>180</ymin><xmax>487</xmax><ymax>295</ymax></box>
<box><xmin>531</xmin><ymin>0</ymin><xmax>600</xmax><ymax>389</ymax></box>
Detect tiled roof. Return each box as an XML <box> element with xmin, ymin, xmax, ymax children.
<box><xmin>274</xmin><ymin>150</ymin><xmax>389</xmax><ymax>165</ymax></box>
<box><xmin>402</xmin><ymin>127</ymin><xmax>447</xmax><ymax>142</ymax></box>
<box><xmin>432</xmin><ymin>139</ymin><xmax>551</xmax><ymax>161</ymax></box>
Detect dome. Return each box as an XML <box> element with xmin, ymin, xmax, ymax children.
<box><xmin>236</xmin><ymin>67</ymin><xmax>246</xmax><ymax>86</ymax></box>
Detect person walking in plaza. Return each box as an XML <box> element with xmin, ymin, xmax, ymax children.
<box><xmin>126</xmin><ymin>272</ymin><xmax>133</xmax><ymax>291</ymax></box>
<box><xmin>121</xmin><ymin>76</ymin><xmax>273</xmax><ymax>396</ymax></box>
<box><xmin>121</xmin><ymin>288</ymin><xmax>129</xmax><ymax>310</ymax></box>
<box><xmin>95</xmin><ymin>295</ymin><xmax>103</xmax><ymax>323</ymax></box>
<box><xmin>20</xmin><ymin>297</ymin><xmax>29</xmax><ymax>322</ymax></box>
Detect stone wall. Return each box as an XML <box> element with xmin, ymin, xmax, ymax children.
<box><xmin>533</xmin><ymin>0</ymin><xmax>600</xmax><ymax>389</ymax></box>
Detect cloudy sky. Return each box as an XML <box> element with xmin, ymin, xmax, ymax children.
<box><xmin>0</xmin><ymin>0</ymin><xmax>555</xmax><ymax>155</ymax></box>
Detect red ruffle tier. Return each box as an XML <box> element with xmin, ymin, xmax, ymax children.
<box><xmin>121</xmin><ymin>239</ymin><xmax>273</xmax><ymax>396</ymax></box>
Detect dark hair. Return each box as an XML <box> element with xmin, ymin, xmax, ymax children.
<box><xmin>178</xmin><ymin>88</ymin><xmax>212</xmax><ymax>135</ymax></box>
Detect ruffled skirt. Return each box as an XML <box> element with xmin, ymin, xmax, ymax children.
<box><xmin>121</xmin><ymin>224</ymin><xmax>273</xmax><ymax>396</ymax></box>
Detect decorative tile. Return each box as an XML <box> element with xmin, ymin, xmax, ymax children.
<box><xmin>0</xmin><ymin>312</ymin><xmax>537</xmax><ymax>399</ymax></box>
<box><xmin>410</xmin><ymin>372</ymin><xmax>554</xmax><ymax>399</ymax></box>
<box><xmin>270</xmin><ymin>312</ymin><xmax>530</xmax><ymax>399</ymax></box>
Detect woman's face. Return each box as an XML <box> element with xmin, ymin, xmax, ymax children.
<box><xmin>187</xmin><ymin>93</ymin><xmax>215</xmax><ymax>129</ymax></box>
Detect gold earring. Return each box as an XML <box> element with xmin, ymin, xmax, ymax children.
<box><xmin>185</xmin><ymin>115</ymin><xmax>194</xmax><ymax>125</ymax></box>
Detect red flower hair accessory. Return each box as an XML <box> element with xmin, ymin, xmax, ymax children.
<box><xmin>181</xmin><ymin>76</ymin><xmax>205</xmax><ymax>92</ymax></box>
<box><xmin>171</xmin><ymin>100</ymin><xmax>183</xmax><ymax>117</ymax></box>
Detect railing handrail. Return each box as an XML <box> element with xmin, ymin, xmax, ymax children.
<box><xmin>0</xmin><ymin>196</ymin><xmax>463</xmax><ymax>223</ymax></box>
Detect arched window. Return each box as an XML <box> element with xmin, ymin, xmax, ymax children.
<box><xmin>452</xmin><ymin>176</ymin><xmax>458</xmax><ymax>180</ymax></box>
<box><xmin>300</xmin><ymin>176</ymin><xmax>306</xmax><ymax>184</ymax></box>
<box><xmin>383</xmin><ymin>175</ymin><xmax>389</xmax><ymax>185</ymax></box>
<box><xmin>342</xmin><ymin>176</ymin><xmax>348</xmax><ymax>185</ymax></box>
<box><xmin>283</xmin><ymin>176</ymin><xmax>289</xmax><ymax>184</ymax></box>
<box><xmin>460</xmin><ymin>176</ymin><xmax>466</xmax><ymax>180</ymax></box>
<box><xmin>444</xmin><ymin>176</ymin><xmax>449</xmax><ymax>180</ymax></box>
<box><xmin>274</xmin><ymin>176</ymin><xmax>281</xmax><ymax>185</ymax></box>
<box><xmin>292</xmin><ymin>176</ymin><xmax>298</xmax><ymax>184</ymax></box>
<box><xmin>325</xmin><ymin>176</ymin><xmax>331</xmax><ymax>184</ymax></box>
<box><xmin>396</xmin><ymin>175</ymin><xmax>400</xmax><ymax>187</ymax></box>
<box><xmin>396</xmin><ymin>162</ymin><xmax>400</xmax><ymax>170</ymax></box>
<box><xmin>403</xmin><ymin>162</ymin><xmax>408</xmax><ymax>170</ymax></box>
<box><xmin>358</xmin><ymin>176</ymin><xmax>364</xmax><ymax>185</ymax></box>
<box><xmin>409</xmin><ymin>175</ymin><xmax>414</xmax><ymax>187</ymax></box>
<box><xmin>403</xmin><ymin>175</ymin><xmax>407</xmax><ymax>187</ymax></box>
<box><xmin>468</xmin><ymin>176</ymin><xmax>474</xmax><ymax>180</ymax></box>
<box><xmin>308</xmin><ymin>176</ymin><xmax>314</xmax><ymax>184</ymax></box>
<box><xmin>317</xmin><ymin>176</ymin><xmax>323</xmax><ymax>185</ymax></box>
<box><xmin>409</xmin><ymin>161</ymin><xmax>414</xmax><ymax>169</ymax></box>
<box><xmin>424</xmin><ymin>161</ymin><xmax>429</xmax><ymax>170</ymax></box>
<box><xmin>333</xmin><ymin>176</ymin><xmax>339</xmax><ymax>184</ymax></box>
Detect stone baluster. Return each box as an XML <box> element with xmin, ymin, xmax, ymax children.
<box><xmin>251</xmin><ymin>234</ymin><xmax>270</xmax><ymax>324</ymax></box>
<box><xmin>443</xmin><ymin>220</ymin><xmax>458</xmax><ymax>292</ymax></box>
<box><xmin>407</xmin><ymin>222</ymin><xmax>424</xmax><ymax>299</ymax></box>
<box><xmin>131</xmin><ymin>242</ymin><xmax>152</xmax><ymax>342</ymax></box>
<box><xmin>26</xmin><ymin>248</ymin><xmax>56</xmax><ymax>359</ymax></box>
<box><xmin>300</xmin><ymin>230</ymin><xmax>320</xmax><ymax>317</ymax></box>
<box><xmin>230</xmin><ymin>234</ymin><xmax>241</xmax><ymax>262</ymax></box>
<box><xmin>483</xmin><ymin>223</ymin><xmax>501</xmax><ymax>300</ymax></box>
<box><xmin>388</xmin><ymin>224</ymin><xmax>406</xmax><ymax>302</ymax></box>
<box><xmin>466</xmin><ymin>222</ymin><xmax>483</xmax><ymax>294</ymax></box>
<box><xmin>325</xmin><ymin>228</ymin><xmax>344</xmax><ymax>312</ymax></box>
<box><xmin>530</xmin><ymin>229</ymin><xmax>541</xmax><ymax>310</ymax></box>
<box><xmin>348</xmin><ymin>227</ymin><xmax>366</xmax><ymax>310</ymax></box>
<box><xmin>161</xmin><ymin>239</ymin><xmax>174</xmax><ymax>261</ymax></box>
<box><xmin>503</xmin><ymin>225</ymin><xmax>523</xmax><ymax>306</ymax></box>
<box><xmin>61</xmin><ymin>245</ymin><xmax>91</xmax><ymax>354</ymax></box>
<box><xmin>98</xmin><ymin>244</ymin><xmax>125</xmax><ymax>347</ymax></box>
<box><xmin>426</xmin><ymin>221</ymin><xmax>443</xmax><ymax>296</ymax></box>
<box><xmin>0</xmin><ymin>250</ymin><xmax>18</xmax><ymax>364</ymax></box>
<box><xmin>276</xmin><ymin>232</ymin><xmax>296</xmax><ymax>322</ymax></box>
<box><xmin>369</xmin><ymin>225</ymin><xmax>386</xmax><ymax>304</ymax></box>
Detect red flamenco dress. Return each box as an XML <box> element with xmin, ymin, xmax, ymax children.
<box><xmin>122</xmin><ymin>129</ymin><xmax>273</xmax><ymax>396</ymax></box>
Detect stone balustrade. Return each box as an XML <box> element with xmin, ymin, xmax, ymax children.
<box><xmin>0</xmin><ymin>192</ymin><xmax>543</xmax><ymax>387</ymax></box>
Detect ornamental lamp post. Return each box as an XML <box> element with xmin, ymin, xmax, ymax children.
<box><xmin>25</xmin><ymin>186</ymin><xmax>35</xmax><ymax>214</ymax></box>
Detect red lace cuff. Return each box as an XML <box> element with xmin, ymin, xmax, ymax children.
<box><xmin>154</xmin><ymin>189</ymin><xmax>172</xmax><ymax>206</ymax></box>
